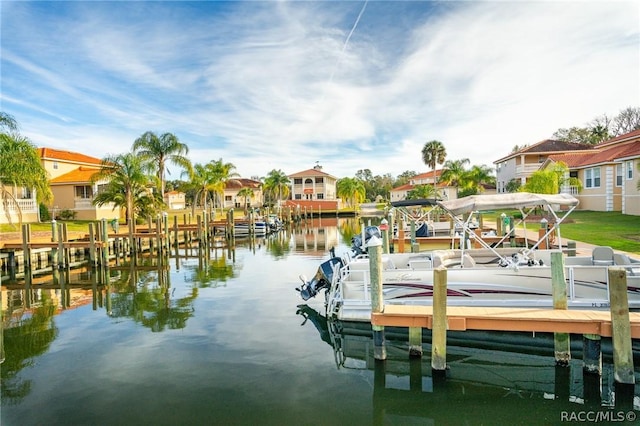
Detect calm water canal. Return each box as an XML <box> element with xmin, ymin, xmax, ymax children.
<box><xmin>2</xmin><ymin>218</ymin><xmax>639</xmax><ymax>425</ymax></box>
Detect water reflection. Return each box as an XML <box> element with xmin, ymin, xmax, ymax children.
<box><xmin>296</xmin><ymin>303</ymin><xmax>640</xmax><ymax>422</ymax></box>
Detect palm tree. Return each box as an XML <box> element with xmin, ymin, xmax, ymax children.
<box><xmin>263</xmin><ymin>169</ymin><xmax>291</xmax><ymax>207</ymax></box>
<box><xmin>460</xmin><ymin>164</ymin><xmax>495</xmax><ymax>197</ymax></box>
<box><xmin>439</xmin><ymin>158</ymin><xmax>470</xmax><ymax>196</ymax></box>
<box><xmin>207</xmin><ymin>158</ymin><xmax>239</xmax><ymax>213</ymax></box>
<box><xmin>406</xmin><ymin>184</ymin><xmax>438</xmax><ymax>200</ymax></box>
<box><xmin>421</xmin><ymin>140</ymin><xmax>447</xmax><ymax>185</ymax></box>
<box><xmin>91</xmin><ymin>152</ymin><xmax>153</xmax><ymax>225</ymax></box>
<box><xmin>0</xmin><ymin>112</ymin><xmax>19</xmax><ymax>132</ymax></box>
<box><xmin>236</xmin><ymin>187</ymin><xmax>255</xmax><ymax>215</ymax></box>
<box><xmin>132</xmin><ymin>131</ymin><xmax>192</xmax><ymax>197</ymax></box>
<box><xmin>182</xmin><ymin>162</ymin><xmax>218</xmax><ymax>215</ymax></box>
<box><xmin>336</xmin><ymin>177</ymin><xmax>365</xmax><ymax>207</ymax></box>
<box><xmin>0</xmin><ymin>132</ymin><xmax>52</xmax><ymax>226</ymax></box>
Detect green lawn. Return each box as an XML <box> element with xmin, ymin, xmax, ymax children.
<box><xmin>558</xmin><ymin>211</ymin><xmax>640</xmax><ymax>255</ymax></box>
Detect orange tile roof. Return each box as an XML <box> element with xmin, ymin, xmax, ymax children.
<box><xmin>548</xmin><ymin>140</ymin><xmax>640</xmax><ymax>168</ymax></box>
<box><xmin>38</xmin><ymin>147</ymin><xmax>103</xmax><ymax>165</ymax></box>
<box><xmin>49</xmin><ymin>166</ymin><xmax>101</xmax><ymax>184</ymax></box>
<box><xmin>224</xmin><ymin>178</ymin><xmax>262</xmax><ymax>189</ymax></box>
<box><xmin>288</xmin><ymin>167</ymin><xmax>336</xmax><ymax>179</ymax></box>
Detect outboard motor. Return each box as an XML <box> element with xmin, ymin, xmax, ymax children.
<box><xmin>297</xmin><ymin>257</ymin><xmax>344</xmax><ymax>301</ymax></box>
<box><xmin>351</xmin><ymin>226</ymin><xmax>382</xmax><ymax>256</ymax></box>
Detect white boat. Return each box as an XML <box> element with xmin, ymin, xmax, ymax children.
<box><xmin>297</xmin><ymin>193</ymin><xmax>640</xmax><ymax>322</ymax></box>
<box><xmin>234</xmin><ymin>220</ymin><xmax>268</xmax><ymax>237</ymax></box>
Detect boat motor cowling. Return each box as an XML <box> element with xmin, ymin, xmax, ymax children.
<box><xmin>297</xmin><ymin>257</ymin><xmax>344</xmax><ymax>300</ymax></box>
<box><xmin>351</xmin><ymin>226</ymin><xmax>382</xmax><ymax>256</ymax></box>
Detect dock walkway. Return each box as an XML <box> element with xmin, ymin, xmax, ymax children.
<box><xmin>372</xmin><ymin>305</ymin><xmax>640</xmax><ymax>338</ymax></box>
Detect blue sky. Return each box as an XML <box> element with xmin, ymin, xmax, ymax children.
<box><xmin>1</xmin><ymin>1</ymin><xmax>639</xmax><ymax>180</ymax></box>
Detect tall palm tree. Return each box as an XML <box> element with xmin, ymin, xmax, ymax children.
<box><xmin>263</xmin><ymin>169</ymin><xmax>291</xmax><ymax>207</ymax></box>
<box><xmin>91</xmin><ymin>152</ymin><xmax>152</xmax><ymax>225</ymax></box>
<box><xmin>439</xmin><ymin>158</ymin><xmax>470</xmax><ymax>196</ymax></box>
<box><xmin>421</xmin><ymin>140</ymin><xmax>447</xmax><ymax>185</ymax></box>
<box><xmin>132</xmin><ymin>131</ymin><xmax>192</xmax><ymax>197</ymax></box>
<box><xmin>336</xmin><ymin>177</ymin><xmax>365</xmax><ymax>207</ymax></box>
<box><xmin>0</xmin><ymin>132</ymin><xmax>52</xmax><ymax>226</ymax></box>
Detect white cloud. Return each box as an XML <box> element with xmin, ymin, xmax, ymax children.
<box><xmin>1</xmin><ymin>1</ymin><xmax>638</xmax><ymax>180</ymax></box>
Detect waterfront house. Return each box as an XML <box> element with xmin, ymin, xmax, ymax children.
<box><xmin>389</xmin><ymin>170</ymin><xmax>458</xmax><ymax>202</ymax></box>
<box><xmin>222</xmin><ymin>178</ymin><xmax>263</xmax><ymax>210</ymax></box>
<box><xmin>543</xmin><ymin>129</ymin><xmax>640</xmax><ymax>215</ymax></box>
<box><xmin>494</xmin><ymin>140</ymin><xmax>594</xmax><ymax>194</ymax></box>
<box><xmin>41</xmin><ymin>148</ymin><xmax>118</xmax><ymax>221</ymax></box>
<box><xmin>494</xmin><ymin>130</ymin><xmax>640</xmax><ymax>216</ymax></box>
<box><xmin>284</xmin><ymin>165</ymin><xmax>341</xmax><ymax>211</ymax></box>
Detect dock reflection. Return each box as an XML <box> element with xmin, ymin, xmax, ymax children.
<box><xmin>296</xmin><ymin>304</ymin><xmax>640</xmax><ymax>423</ymax></box>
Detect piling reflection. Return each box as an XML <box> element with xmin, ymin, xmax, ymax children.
<box><xmin>296</xmin><ymin>304</ymin><xmax>640</xmax><ymax>422</ymax></box>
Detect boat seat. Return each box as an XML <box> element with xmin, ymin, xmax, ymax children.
<box><xmin>408</xmin><ymin>259</ymin><xmax>432</xmax><ymax>270</ymax></box>
<box><xmin>614</xmin><ymin>253</ymin><xmax>640</xmax><ymax>275</ymax></box>
<box><xmin>592</xmin><ymin>246</ymin><xmax>615</xmax><ymax>266</ymax></box>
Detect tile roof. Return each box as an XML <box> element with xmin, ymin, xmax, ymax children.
<box><xmin>494</xmin><ymin>139</ymin><xmax>594</xmax><ymax>163</ymax></box>
<box><xmin>288</xmin><ymin>167</ymin><xmax>336</xmax><ymax>179</ymax></box>
<box><xmin>38</xmin><ymin>147</ymin><xmax>103</xmax><ymax>165</ymax></box>
<box><xmin>224</xmin><ymin>178</ymin><xmax>262</xmax><ymax>189</ymax></box>
<box><xmin>49</xmin><ymin>166</ymin><xmax>101</xmax><ymax>184</ymax></box>
<box><xmin>548</xmin><ymin>140</ymin><xmax>640</xmax><ymax>168</ymax></box>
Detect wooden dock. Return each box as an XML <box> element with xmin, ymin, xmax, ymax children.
<box><xmin>372</xmin><ymin>305</ymin><xmax>640</xmax><ymax>339</ymax></box>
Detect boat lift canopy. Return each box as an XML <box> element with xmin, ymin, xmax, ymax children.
<box><xmin>389</xmin><ymin>198</ymin><xmax>441</xmax><ymax>223</ymax></box>
<box><xmin>437</xmin><ymin>192</ymin><xmax>579</xmax><ymax>264</ymax></box>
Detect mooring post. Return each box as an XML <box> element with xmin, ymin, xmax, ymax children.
<box><xmin>21</xmin><ymin>224</ymin><xmax>31</xmax><ymax>270</ymax></box>
<box><xmin>380</xmin><ymin>218</ymin><xmax>389</xmax><ymax>254</ymax></box>
<box><xmin>163</xmin><ymin>212</ymin><xmax>169</xmax><ymax>254</ymax></box>
<box><xmin>51</xmin><ymin>219</ymin><xmax>58</xmax><ymax>269</ymax></box>
<box><xmin>608</xmin><ymin>266</ymin><xmax>635</xmax><ymax>385</ymax></box>
<box><xmin>397</xmin><ymin>215</ymin><xmax>405</xmax><ymax>253</ymax></box>
<box><xmin>432</xmin><ymin>267</ymin><xmax>447</xmax><ymax>372</ymax></box>
<box><xmin>551</xmin><ymin>251</ymin><xmax>570</xmax><ymax>365</ymax></box>
<box><xmin>582</xmin><ymin>334</ymin><xmax>602</xmax><ymax>375</ymax></box>
<box><xmin>368</xmin><ymin>235</ymin><xmax>386</xmax><ymax>360</ymax></box>
<box><xmin>57</xmin><ymin>222</ymin><xmax>64</xmax><ymax>268</ymax></box>
<box><xmin>408</xmin><ymin>327</ymin><xmax>423</xmax><ymax>358</ymax></box>
<box><xmin>101</xmin><ymin>218</ymin><xmax>109</xmax><ymax>266</ymax></box>
<box><xmin>89</xmin><ymin>223</ymin><xmax>97</xmax><ymax>267</ymax></box>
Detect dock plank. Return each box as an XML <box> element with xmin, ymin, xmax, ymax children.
<box><xmin>371</xmin><ymin>305</ymin><xmax>640</xmax><ymax>338</ymax></box>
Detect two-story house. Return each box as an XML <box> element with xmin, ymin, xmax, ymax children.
<box><xmin>494</xmin><ymin>140</ymin><xmax>595</xmax><ymax>193</ymax></box>
<box><xmin>389</xmin><ymin>170</ymin><xmax>458</xmax><ymax>202</ymax></box>
<box><xmin>285</xmin><ymin>165</ymin><xmax>341</xmax><ymax>211</ymax></box>
<box><xmin>41</xmin><ymin>148</ymin><xmax>118</xmax><ymax>220</ymax></box>
<box><xmin>544</xmin><ymin>129</ymin><xmax>640</xmax><ymax>215</ymax></box>
<box><xmin>222</xmin><ymin>178</ymin><xmax>264</xmax><ymax>210</ymax></box>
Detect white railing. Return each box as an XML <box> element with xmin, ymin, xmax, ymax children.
<box><xmin>0</xmin><ymin>198</ymin><xmax>37</xmax><ymax>213</ymax></box>
<box><xmin>515</xmin><ymin>164</ymin><xmax>542</xmax><ymax>176</ymax></box>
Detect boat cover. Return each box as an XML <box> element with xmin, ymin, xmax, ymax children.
<box><xmin>438</xmin><ymin>192</ymin><xmax>579</xmax><ymax>216</ymax></box>
<box><xmin>390</xmin><ymin>198</ymin><xmax>439</xmax><ymax>208</ymax></box>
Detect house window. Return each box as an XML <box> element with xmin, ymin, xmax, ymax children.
<box><xmin>538</xmin><ymin>155</ymin><xmax>545</xmax><ymax>163</ymax></box>
<box><xmin>316</xmin><ymin>177</ymin><xmax>324</xmax><ymax>183</ymax></box>
<box><xmin>225</xmin><ymin>195</ymin><xmax>232</xmax><ymax>201</ymax></box>
<box><xmin>294</xmin><ymin>178</ymin><xmax>302</xmax><ymax>185</ymax></box>
<box><xmin>585</xmin><ymin>167</ymin><xmax>600</xmax><ymax>189</ymax></box>
<box><xmin>96</xmin><ymin>184</ymin><xmax>108</xmax><ymax>194</ymax></box>
<box><xmin>294</xmin><ymin>194</ymin><xmax>302</xmax><ymax>200</ymax></box>
<box><xmin>75</xmin><ymin>185</ymin><xmax>93</xmax><ymax>199</ymax></box>
<box><xmin>305</xmin><ymin>178</ymin><xmax>313</xmax><ymax>185</ymax></box>
<box><xmin>53</xmin><ymin>161</ymin><xmax>58</xmax><ymax>170</ymax></box>
<box><xmin>616</xmin><ymin>164</ymin><xmax>623</xmax><ymax>186</ymax></box>
<box><xmin>317</xmin><ymin>193</ymin><xmax>324</xmax><ymax>200</ymax></box>
<box><xmin>627</xmin><ymin>161</ymin><xmax>634</xmax><ymax>180</ymax></box>
<box><xmin>20</xmin><ymin>187</ymin><xmax>32</xmax><ymax>199</ymax></box>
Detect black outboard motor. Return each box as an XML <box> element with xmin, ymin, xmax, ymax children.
<box><xmin>351</xmin><ymin>226</ymin><xmax>382</xmax><ymax>256</ymax></box>
<box><xmin>297</xmin><ymin>257</ymin><xmax>344</xmax><ymax>301</ymax></box>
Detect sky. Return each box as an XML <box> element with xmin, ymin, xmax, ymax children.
<box><xmin>1</xmin><ymin>1</ymin><xmax>639</xmax><ymax>181</ymax></box>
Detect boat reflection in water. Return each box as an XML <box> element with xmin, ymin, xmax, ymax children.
<box><xmin>296</xmin><ymin>304</ymin><xmax>639</xmax><ymax>424</ymax></box>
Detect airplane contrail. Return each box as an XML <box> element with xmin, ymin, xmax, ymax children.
<box><xmin>325</xmin><ymin>0</ymin><xmax>369</xmax><ymax>89</ymax></box>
